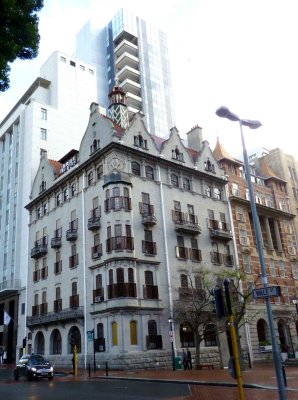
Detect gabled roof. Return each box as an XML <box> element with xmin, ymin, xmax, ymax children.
<box><xmin>213</xmin><ymin>137</ymin><xmax>243</xmax><ymax>165</ymax></box>
<box><xmin>48</xmin><ymin>159</ymin><xmax>62</xmax><ymax>176</ymax></box>
<box><xmin>257</xmin><ymin>157</ymin><xmax>286</xmax><ymax>183</ymax></box>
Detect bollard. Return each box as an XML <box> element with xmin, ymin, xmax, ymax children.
<box><xmin>282</xmin><ymin>363</ymin><xmax>287</xmax><ymax>387</ymax></box>
<box><xmin>88</xmin><ymin>363</ymin><xmax>91</xmax><ymax>378</ymax></box>
<box><xmin>105</xmin><ymin>361</ymin><xmax>108</xmax><ymax>377</ymax></box>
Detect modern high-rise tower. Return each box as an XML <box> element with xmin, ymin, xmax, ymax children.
<box><xmin>75</xmin><ymin>9</ymin><xmax>176</xmax><ymax>137</ymax></box>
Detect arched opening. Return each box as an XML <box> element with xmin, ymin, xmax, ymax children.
<box><xmin>204</xmin><ymin>323</ymin><xmax>217</xmax><ymax>346</ymax></box>
<box><xmin>130</xmin><ymin>320</ymin><xmax>137</xmax><ymax>345</ymax></box>
<box><xmin>35</xmin><ymin>331</ymin><xmax>45</xmax><ymax>355</ymax></box>
<box><xmin>68</xmin><ymin>326</ymin><xmax>81</xmax><ymax>354</ymax></box>
<box><xmin>257</xmin><ymin>319</ymin><xmax>270</xmax><ymax>345</ymax></box>
<box><xmin>50</xmin><ymin>329</ymin><xmax>62</xmax><ymax>354</ymax></box>
<box><xmin>278</xmin><ymin>320</ymin><xmax>289</xmax><ymax>352</ymax></box>
<box><xmin>180</xmin><ymin>323</ymin><xmax>195</xmax><ymax>347</ymax></box>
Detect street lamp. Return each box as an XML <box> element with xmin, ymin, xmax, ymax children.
<box><xmin>168</xmin><ymin>316</ymin><xmax>175</xmax><ymax>371</ymax></box>
<box><xmin>216</xmin><ymin>106</ymin><xmax>287</xmax><ymax>400</ymax></box>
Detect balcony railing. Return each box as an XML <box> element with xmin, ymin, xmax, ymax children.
<box><xmin>175</xmin><ymin>246</ymin><xmax>202</xmax><ymax>262</ymax></box>
<box><xmin>207</xmin><ymin>218</ymin><xmax>233</xmax><ymax>241</ymax></box>
<box><xmin>108</xmin><ymin>282</ymin><xmax>137</xmax><ymax>299</ymax></box>
<box><xmin>139</xmin><ymin>203</ymin><xmax>157</xmax><ymax>226</ymax></box>
<box><xmin>69</xmin><ymin>254</ymin><xmax>79</xmax><ymax>268</ymax></box>
<box><xmin>189</xmin><ymin>248</ymin><xmax>202</xmax><ymax>262</ymax></box>
<box><xmin>143</xmin><ymin>285</ymin><xmax>159</xmax><ymax>299</ymax></box>
<box><xmin>91</xmin><ymin>244</ymin><xmax>102</xmax><ymax>259</ymax></box>
<box><xmin>51</xmin><ymin>228</ymin><xmax>62</xmax><ymax>248</ymax></box>
<box><xmin>88</xmin><ymin>207</ymin><xmax>101</xmax><ymax>230</ymax></box>
<box><xmin>172</xmin><ymin>211</ymin><xmax>201</xmax><ymax>234</ymax></box>
<box><xmin>106</xmin><ymin>236</ymin><xmax>134</xmax><ymax>252</ymax></box>
<box><xmin>210</xmin><ymin>251</ymin><xmax>223</xmax><ymax>265</ymax></box>
<box><xmin>93</xmin><ymin>287</ymin><xmax>104</xmax><ymax>303</ymax></box>
<box><xmin>104</xmin><ymin>196</ymin><xmax>131</xmax><ymax>212</ymax></box>
<box><xmin>32</xmin><ymin>305</ymin><xmax>39</xmax><ymax>316</ymax></box>
<box><xmin>142</xmin><ymin>241</ymin><xmax>157</xmax><ymax>255</ymax></box>
<box><xmin>54</xmin><ymin>261</ymin><xmax>62</xmax><ymax>274</ymax></box>
<box><xmin>70</xmin><ymin>294</ymin><xmax>79</xmax><ymax>309</ymax></box>
<box><xmin>40</xmin><ymin>266</ymin><xmax>48</xmax><ymax>280</ymax></box>
<box><xmin>27</xmin><ymin>306</ymin><xmax>84</xmax><ymax>328</ymax></box>
<box><xmin>146</xmin><ymin>335</ymin><xmax>163</xmax><ymax>350</ymax></box>
<box><xmin>31</xmin><ymin>237</ymin><xmax>48</xmax><ymax>258</ymax></box>
<box><xmin>66</xmin><ymin>219</ymin><xmax>78</xmax><ymax>241</ymax></box>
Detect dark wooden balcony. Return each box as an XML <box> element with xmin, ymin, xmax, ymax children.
<box><xmin>189</xmin><ymin>248</ymin><xmax>202</xmax><ymax>262</ymax></box>
<box><xmin>210</xmin><ymin>251</ymin><xmax>223</xmax><ymax>265</ymax></box>
<box><xmin>51</xmin><ymin>228</ymin><xmax>62</xmax><ymax>248</ymax></box>
<box><xmin>108</xmin><ymin>282</ymin><xmax>137</xmax><ymax>299</ymax></box>
<box><xmin>139</xmin><ymin>203</ymin><xmax>157</xmax><ymax>226</ymax></box>
<box><xmin>172</xmin><ymin>211</ymin><xmax>201</xmax><ymax>234</ymax></box>
<box><xmin>66</xmin><ymin>219</ymin><xmax>78</xmax><ymax>241</ymax></box>
<box><xmin>142</xmin><ymin>240</ymin><xmax>157</xmax><ymax>255</ymax></box>
<box><xmin>106</xmin><ymin>236</ymin><xmax>134</xmax><ymax>252</ymax></box>
<box><xmin>143</xmin><ymin>285</ymin><xmax>159</xmax><ymax>299</ymax></box>
<box><xmin>223</xmin><ymin>254</ymin><xmax>234</xmax><ymax>267</ymax></box>
<box><xmin>91</xmin><ymin>244</ymin><xmax>102</xmax><ymax>259</ymax></box>
<box><xmin>207</xmin><ymin>219</ymin><xmax>233</xmax><ymax>241</ymax></box>
<box><xmin>93</xmin><ymin>287</ymin><xmax>104</xmax><ymax>303</ymax></box>
<box><xmin>104</xmin><ymin>196</ymin><xmax>131</xmax><ymax>212</ymax></box>
<box><xmin>70</xmin><ymin>294</ymin><xmax>79</xmax><ymax>309</ymax></box>
<box><xmin>32</xmin><ymin>305</ymin><xmax>39</xmax><ymax>316</ymax></box>
<box><xmin>175</xmin><ymin>246</ymin><xmax>189</xmax><ymax>260</ymax></box>
<box><xmin>88</xmin><ymin>207</ymin><xmax>101</xmax><ymax>230</ymax></box>
<box><xmin>33</xmin><ymin>270</ymin><xmax>40</xmax><ymax>283</ymax></box>
<box><xmin>69</xmin><ymin>254</ymin><xmax>79</xmax><ymax>268</ymax></box>
<box><xmin>40</xmin><ymin>302</ymin><xmax>48</xmax><ymax>315</ymax></box>
<box><xmin>40</xmin><ymin>266</ymin><xmax>48</xmax><ymax>280</ymax></box>
<box><xmin>54</xmin><ymin>261</ymin><xmax>62</xmax><ymax>274</ymax></box>
<box><xmin>54</xmin><ymin>299</ymin><xmax>62</xmax><ymax>313</ymax></box>
<box><xmin>146</xmin><ymin>335</ymin><xmax>163</xmax><ymax>350</ymax></box>
<box><xmin>30</xmin><ymin>237</ymin><xmax>48</xmax><ymax>258</ymax></box>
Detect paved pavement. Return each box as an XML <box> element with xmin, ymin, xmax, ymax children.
<box><xmin>1</xmin><ymin>362</ymin><xmax>298</xmax><ymax>400</ymax></box>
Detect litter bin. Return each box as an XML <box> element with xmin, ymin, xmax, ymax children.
<box><xmin>174</xmin><ymin>356</ymin><xmax>182</xmax><ymax>370</ymax></box>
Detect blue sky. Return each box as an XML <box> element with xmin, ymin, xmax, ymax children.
<box><xmin>1</xmin><ymin>0</ymin><xmax>297</xmax><ymax>159</ymax></box>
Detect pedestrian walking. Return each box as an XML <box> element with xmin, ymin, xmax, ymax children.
<box><xmin>182</xmin><ymin>350</ymin><xmax>188</xmax><ymax>370</ymax></box>
<box><xmin>3</xmin><ymin>350</ymin><xmax>7</xmax><ymax>365</ymax></box>
<box><xmin>186</xmin><ymin>348</ymin><xmax>192</xmax><ymax>369</ymax></box>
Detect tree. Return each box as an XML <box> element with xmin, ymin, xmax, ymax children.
<box><xmin>0</xmin><ymin>0</ymin><xmax>44</xmax><ymax>91</ymax></box>
<box><xmin>173</xmin><ymin>265</ymin><xmax>258</xmax><ymax>368</ymax></box>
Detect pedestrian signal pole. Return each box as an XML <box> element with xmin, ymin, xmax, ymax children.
<box><xmin>74</xmin><ymin>344</ymin><xmax>77</xmax><ymax>376</ymax></box>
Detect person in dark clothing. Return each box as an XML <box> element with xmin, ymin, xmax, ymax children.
<box><xmin>186</xmin><ymin>349</ymin><xmax>192</xmax><ymax>369</ymax></box>
<box><xmin>182</xmin><ymin>350</ymin><xmax>188</xmax><ymax>370</ymax></box>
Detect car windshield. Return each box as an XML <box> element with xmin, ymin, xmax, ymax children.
<box><xmin>29</xmin><ymin>356</ymin><xmax>46</xmax><ymax>365</ymax></box>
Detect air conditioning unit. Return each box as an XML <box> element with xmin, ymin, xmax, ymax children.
<box><xmin>94</xmin><ymin>296</ymin><xmax>104</xmax><ymax>303</ymax></box>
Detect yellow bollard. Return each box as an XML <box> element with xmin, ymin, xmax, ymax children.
<box><xmin>74</xmin><ymin>345</ymin><xmax>77</xmax><ymax>376</ymax></box>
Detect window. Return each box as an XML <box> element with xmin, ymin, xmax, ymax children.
<box><xmin>269</xmin><ymin>259</ymin><xmax>276</xmax><ymax>276</ymax></box>
<box><xmin>214</xmin><ymin>187</ymin><xmax>222</xmax><ymax>200</ymax></box>
<box><xmin>89</xmin><ymin>69</ymin><xmax>94</xmax><ymax>75</ymax></box>
<box><xmin>282</xmin><ymin>287</ymin><xmax>290</xmax><ymax>303</ymax></box>
<box><xmin>70</xmin><ymin>60</ymin><xmax>76</xmax><ymax>67</ymax></box>
<box><xmin>41</xmin><ymin>108</ymin><xmax>47</xmax><ymax>120</ymax></box>
<box><xmin>96</xmin><ymin>274</ymin><xmax>102</xmax><ymax>288</ymax></box>
<box><xmin>109</xmin><ymin>269</ymin><xmax>113</xmax><ymax>284</ymax></box>
<box><xmin>97</xmin><ymin>165</ymin><xmax>103</xmax><ymax>180</ymax></box>
<box><xmin>180</xmin><ymin>274</ymin><xmax>188</xmax><ymax>288</ymax></box>
<box><xmin>204</xmin><ymin>323</ymin><xmax>217</xmax><ymax>346</ymax></box>
<box><xmin>171</xmin><ymin>174</ymin><xmax>179</xmax><ymax>187</ymax></box>
<box><xmin>63</xmin><ymin>188</ymin><xmax>69</xmax><ymax>201</ymax></box>
<box><xmin>60</xmin><ymin>56</ymin><xmax>66</xmax><ymax>62</ymax></box>
<box><xmin>72</xmin><ymin>281</ymin><xmax>77</xmax><ymax>296</ymax></box>
<box><xmin>71</xmin><ymin>182</ymin><xmax>76</xmax><ymax>196</ymax></box>
<box><xmin>87</xmin><ymin>171</ymin><xmax>93</xmax><ymax>186</ymax></box>
<box><xmin>56</xmin><ymin>193</ymin><xmax>62</xmax><ymax>207</ymax></box>
<box><xmin>239</xmin><ymin>229</ymin><xmax>249</xmax><ymax>246</ymax></box>
<box><xmin>145</xmin><ymin>270</ymin><xmax>153</xmax><ymax>285</ymax></box>
<box><xmin>128</xmin><ymin>268</ymin><xmax>134</xmax><ymax>283</ymax></box>
<box><xmin>203</xmin><ymin>184</ymin><xmax>211</xmax><ymax>197</ymax></box>
<box><xmin>279</xmin><ymin>261</ymin><xmax>286</xmax><ymax>278</ymax></box>
<box><xmin>204</xmin><ymin>159</ymin><xmax>214</xmax><ymax>172</ymax></box>
<box><xmin>79</xmin><ymin>65</ymin><xmax>85</xmax><ymax>71</ymax></box>
<box><xmin>291</xmin><ymin>263</ymin><xmax>298</xmax><ymax>279</ymax></box>
<box><xmin>243</xmin><ymin>254</ymin><xmax>251</xmax><ymax>273</ymax></box>
<box><xmin>232</xmin><ymin>183</ymin><xmax>239</xmax><ymax>196</ymax></box>
<box><xmin>131</xmin><ymin>161</ymin><xmax>141</xmax><ymax>176</ymax></box>
<box><xmin>145</xmin><ymin>165</ymin><xmax>154</xmax><ymax>180</ymax></box>
<box><xmin>40</xmin><ymin>128</ymin><xmax>47</xmax><ymax>141</ymax></box>
<box><xmin>236</xmin><ymin>206</ymin><xmax>244</xmax><ymax>222</ymax></box>
<box><xmin>130</xmin><ymin>321</ymin><xmax>137</xmax><ymax>345</ymax></box>
<box><xmin>183</xmin><ymin>177</ymin><xmax>191</xmax><ymax>191</ymax></box>
<box><xmin>112</xmin><ymin>322</ymin><xmax>118</xmax><ymax>346</ymax></box>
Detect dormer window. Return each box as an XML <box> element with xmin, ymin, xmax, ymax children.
<box><xmin>204</xmin><ymin>159</ymin><xmax>215</xmax><ymax>173</ymax></box>
<box><xmin>172</xmin><ymin>146</ymin><xmax>184</xmax><ymax>162</ymax></box>
<box><xmin>90</xmin><ymin>139</ymin><xmax>100</xmax><ymax>155</ymax></box>
<box><xmin>39</xmin><ymin>180</ymin><xmax>46</xmax><ymax>194</ymax></box>
<box><xmin>134</xmin><ymin>134</ymin><xmax>147</xmax><ymax>149</ymax></box>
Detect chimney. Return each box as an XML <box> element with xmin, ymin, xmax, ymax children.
<box><xmin>186</xmin><ymin>125</ymin><xmax>203</xmax><ymax>152</ymax></box>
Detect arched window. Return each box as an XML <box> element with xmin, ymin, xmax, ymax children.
<box><xmin>131</xmin><ymin>161</ymin><xmax>141</xmax><ymax>176</ymax></box>
<box><xmin>214</xmin><ymin>187</ymin><xmax>222</xmax><ymax>200</ymax></box>
<box><xmin>51</xmin><ymin>329</ymin><xmax>62</xmax><ymax>354</ymax></box>
<box><xmin>145</xmin><ymin>271</ymin><xmax>153</xmax><ymax>285</ymax></box>
<box><xmin>148</xmin><ymin>320</ymin><xmax>157</xmax><ymax>336</ymax></box>
<box><xmin>96</xmin><ymin>274</ymin><xmax>102</xmax><ymax>288</ymax></box>
<box><xmin>171</xmin><ymin>174</ymin><xmax>179</xmax><ymax>187</ymax></box>
<box><xmin>204</xmin><ymin>184</ymin><xmax>211</xmax><ymax>197</ymax></box>
<box><xmin>68</xmin><ymin>326</ymin><xmax>81</xmax><ymax>353</ymax></box>
<box><xmin>128</xmin><ymin>268</ymin><xmax>134</xmax><ymax>283</ymax></box>
<box><xmin>180</xmin><ymin>274</ymin><xmax>188</xmax><ymax>288</ymax></box>
<box><xmin>35</xmin><ymin>331</ymin><xmax>45</xmax><ymax>354</ymax></box>
<box><xmin>109</xmin><ymin>269</ymin><xmax>113</xmax><ymax>284</ymax></box>
<box><xmin>180</xmin><ymin>323</ymin><xmax>194</xmax><ymax>347</ymax></box>
<box><xmin>116</xmin><ymin>268</ymin><xmax>124</xmax><ymax>283</ymax></box>
<box><xmin>257</xmin><ymin>319</ymin><xmax>268</xmax><ymax>344</ymax></box>
<box><xmin>183</xmin><ymin>177</ymin><xmax>190</xmax><ymax>191</ymax></box>
<box><xmin>145</xmin><ymin>166</ymin><xmax>154</xmax><ymax>180</ymax></box>
<box><xmin>204</xmin><ymin>323</ymin><xmax>217</xmax><ymax>346</ymax></box>
<box><xmin>105</xmin><ymin>189</ymin><xmax>110</xmax><ymax>199</ymax></box>
<box><xmin>130</xmin><ymin>321</ymin><xmax>137</xmax><ymax>345</ymax></box>
<box><xmin>97</xmin><ymin>323</ymin><xmax>104</xmax><ymax>339</ymax></box>
<box><xmin>112</xmin><ymin>322</ymin><xmax>118</xmax><ymax>346</ymax></box>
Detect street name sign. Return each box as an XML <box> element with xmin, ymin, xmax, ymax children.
<box><xmin>253</xmin><ymin>286</ymin><xmax>281</xmax><ymax>299</ymax></box>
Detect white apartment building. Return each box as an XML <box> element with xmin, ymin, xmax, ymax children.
<box><xmin>0</xmin><ymin>51</ymin><xmax>97</xmax><ymax>362</ymax></box>
<box><xmin>25</xmin><ymin>94</ymin><xmax>238</xmax><ymax>370</ymax></box>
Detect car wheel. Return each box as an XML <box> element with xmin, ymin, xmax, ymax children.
<box><xmin>14</xmin><ymin>371</ymin><xmax>19</xmax><ymax>381</ymax></box>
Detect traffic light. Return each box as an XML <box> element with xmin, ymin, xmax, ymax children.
<box><xmin>211</xmin><ymin>287</ymin><xmax>226</xmax><ymax>318</ymax></box>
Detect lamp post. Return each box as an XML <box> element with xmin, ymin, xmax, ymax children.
<box><xmin>216</xmin><ymin>106</ymin><xmax>287</xmax><ymax>400</ymax></box>
<box><xmin>168</xmin><ymin>316</ymin><xmax>175</xmax><ymax>371</ymax></box>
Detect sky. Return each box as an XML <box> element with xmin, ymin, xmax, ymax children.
<box><xmin>0</xmin><ymin>0</ymin><xmax>298</xmax><ymax>159</ymax></box>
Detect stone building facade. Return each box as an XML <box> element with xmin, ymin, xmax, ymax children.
<box><xmin>24</xmin><ymin>98</ymin><xmax>236</xmax><ymax>369</ymax></box>
<box><xmin>214</xmin><ymin>139</ymin><xmax>298</xmax><ymax>361</ymax></box>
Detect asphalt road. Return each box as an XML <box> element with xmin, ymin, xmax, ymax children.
<box><xmin>0</xmin><ymin>379</ymin><xmax>190</xmax><ymax>400</ymax></box>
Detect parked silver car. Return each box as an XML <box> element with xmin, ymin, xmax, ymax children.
<box><xmin>14</xmin><ymin>354</ymin><xmax>54</xmax><ymax>381</ymax></box>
